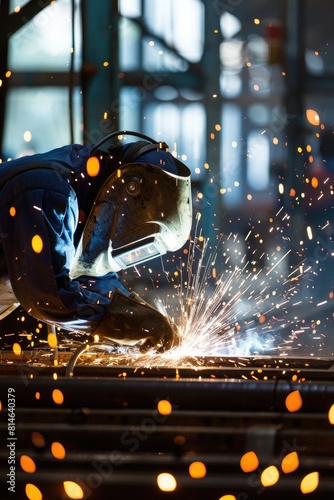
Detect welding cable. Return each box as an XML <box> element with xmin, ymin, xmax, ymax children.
<box><xmin>90</xmin><ymin>130</ymin><xmax>158</xmax><ymax>154</ymax></box>
<box><xmin>65</xmin><ymin>342</ymin><xmax>121</xmax><ymax>377</ymax></box>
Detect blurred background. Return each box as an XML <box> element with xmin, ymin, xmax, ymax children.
<box><xmin>1</xmin><ymin>0</ymin><xmax>334</xmax><ymax>356</ymax></box>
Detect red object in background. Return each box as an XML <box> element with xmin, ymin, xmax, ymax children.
<box><xmin>265</xmin><ymin>20</ymin><xmax>285</xmax><ymax>65</ymax></box>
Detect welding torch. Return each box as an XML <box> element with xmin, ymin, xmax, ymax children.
<box><xmin>92</xmin><ymin>288</ymin><xmax>179</xmax><ymax>353</ymax></box>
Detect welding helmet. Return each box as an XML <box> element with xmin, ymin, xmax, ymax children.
<box><xmin>70</xmin><ymin>131</ymin><xmax>192</xmax><ymax>277</ymax></box>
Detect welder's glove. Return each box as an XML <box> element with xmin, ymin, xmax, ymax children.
<box><xmin>93</xmin><ymin>288</ymin><xmax>178</xmax><ymax>352</ymax></box>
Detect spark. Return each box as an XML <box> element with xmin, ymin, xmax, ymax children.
<box><xmin>245</xmin><ymin>230</ymin><xmax>252</xmax><ymax>241</ymax></box>
<box><xmin>266</xmin><ymin>249</ymin><xmax>291</xmax><ymax>276</ymax></box>
<box><xmin>93</xmin><ymin>217</ymin><xmax>307</xmax><ymax>367</ymax></box>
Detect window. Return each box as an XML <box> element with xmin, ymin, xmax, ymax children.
<box><xmin>119</xmin><ymin>0</ymin><xmax>206</xmax><ymax>177</ymax></box>
<box><xmin>3</xmin><ymin>0</ymin><xmax>82</xmax><ymax>158</ymax></box>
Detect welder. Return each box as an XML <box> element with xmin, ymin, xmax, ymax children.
<box><xmin>0</xmin><ymin>131</ymin><xmax>192</xmax><ymax>351</ymax></box>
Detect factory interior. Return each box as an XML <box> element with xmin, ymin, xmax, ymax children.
<box><xmin>1</xmin><ymin>0</ymin><xmax>334</xmax><ymax>498</ymax></box>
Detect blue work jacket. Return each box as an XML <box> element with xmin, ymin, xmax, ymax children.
<box><xmin>0</xmin><ymin>144</ymin><xmax>129</xmax><ymax>332</ymax></box>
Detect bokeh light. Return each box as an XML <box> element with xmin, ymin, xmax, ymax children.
<box><xmin>86</xmin><ymin>156</ymin><xmax>100</xmax><ymax>177</ymax></box>
<box><xmin>31</xmin><ymin>234</ymin><xmax>43</xmax><ymax>254</ymax></box>
<box><xmin>328</xmin><ymin>403</ymin><xmax>334</xmax><ymax>424</ymax></box>
<box><xmin>281</xmin><ymin>451</ymin><xmax>299</xmax><ymax>473</ymax></box>
<box><xmin>31</xmin><ymin>432</ymin><xmax>46</xmax><ymax>448</ymax></box>
<box><xmin>300</xmin><ymin>471</ymin><xmax>319</xmax><ymax>494</ymax></box>
<box><xmin>25</xmin><ymin>483</ymin><xmax>43</xmax><ymax>500</ymax></box>
<box><xmin>47</xmin><ymin>332</ymin><xmax>57</xmax><ymax>349</ymax></box>
<box><xmin>189</xmin><ymin>461</ymin><xmax>207</xmax><ymax>479</ymax></box>
<box><xmin>63</xmin><ymin>481</ymin><xmax>84</xmax><ymax>499</ymax></box>
<box><xmin>20</xmin><ymin>455</ymin><xmax>36</xmax><ymax>473</ymax></box>
<box><xmin>13</xmin><ymin>342</ymin><xmax>22</xmax><ymax>355</ymax></box>
<box><xmin>260</xmin><ymin>465</ymin><xmax>280</xmax><ymax>487</ymax></box>
<box><xmin>52</xmin><ymin>389</ymin><xmax>64</xmax><ymax>405</ymax></box>
<box><xmin>157</xmin><ymin>472</ymin><xmax>177</xmax><ymax>492</ymax></box>
<box><xmin>51</xmin><ymin>441</ymin><xmax>66</xmax><ymax>460</ymax></box>
<box><xmin>285</xmin><ymin>390</ymin><xmax>303</xmax><ymax>412</ymax></box>
<box><xmin>157</xmin><ymin>399</ymin><xmax>172</xmax><ymax>415</ymax></box>
<box><xmin>240</xmin><ymin>451</ymin><xmax>259</xmax><ymax>472</ymax></box>
<box><xmin>306</xmin><ymin>109</ymin><xmax>320</xmax><ymax>126</ymax></box>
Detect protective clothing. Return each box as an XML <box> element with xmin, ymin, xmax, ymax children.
<box><xmin>0</xmin><ymin>134</ymin><xmax>192</xmax><ymax>350</ymax></box>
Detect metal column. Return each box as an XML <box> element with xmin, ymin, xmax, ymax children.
<box><xmin>81</xmin><ymin>0</ymin><xmax>120</xmax><ymax>145</ymax></box>
<box><xmin>0</xmin><ymin>0</ymin><xmax>10</xmax><ymax>158</ymax></box>
<box><xmin>284</xmin><ymin>0</ymin><xmax>305</xmax><ymax>266</ymax></box>
<box><xmin>199</xmin><ymin>1</ymin><xmax>223</xmax><ymax>245</ymax></box>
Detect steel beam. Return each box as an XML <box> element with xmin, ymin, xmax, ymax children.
<box><xmin>81</xmin><ymin>0</ymin><xmax>120</xmax><ymax>145</ymax></box>
<box><xmin>284</xmin><ymin>0</ymin><xmax>305</xmax><ymax>266</ymax></box>
<box><xmin>197</xmin><ymin>1</ymin><xmax>223</xmax><ymax>244</ymax></box>
<box><xmin>0</xmin><ymin>0</ymin><xmax>10</xmax><ymax>157</ymax></box>
<box><xmin>6</xmin><ymin>0</ymin><xmax>51</xmax><ymax>36</ymax></box>
<box><xmin>1</xmin><ymin>370</ymin><xmax>334</xmax><ymax>410</ymax></box>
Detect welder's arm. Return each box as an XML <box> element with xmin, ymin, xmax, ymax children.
<box><xmin>0</xmin><ymin>168</ymin><xmax>108</xmax><ymax>329</ymax></box>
